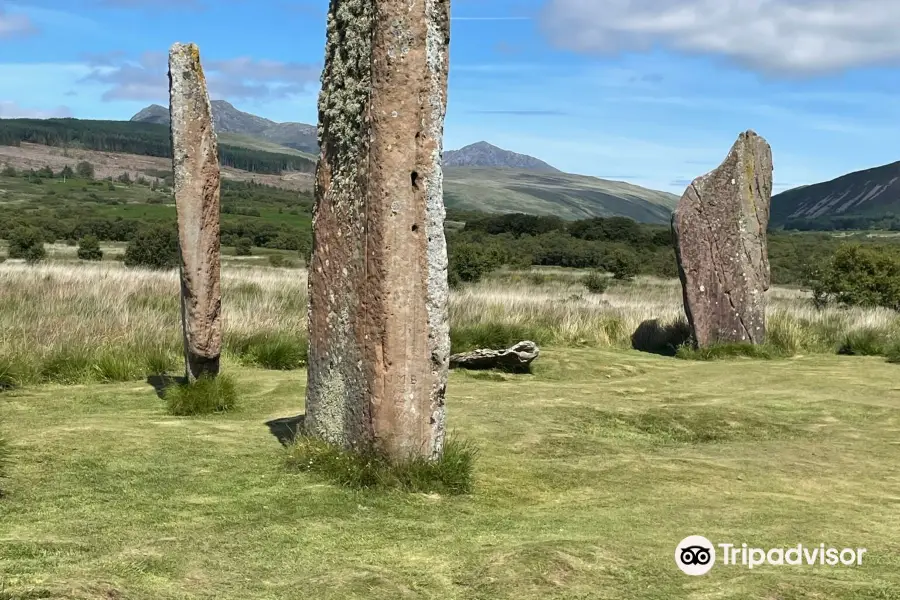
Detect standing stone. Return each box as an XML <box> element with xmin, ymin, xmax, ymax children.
<box><xmin>672</xmin><ymin>130</ymin><xmax>773</xmax><ymax>347</ymax></box>
<box><xmin>168</xmin><ymin>43</ymin><xmax>222</xmax><ymax>381</ymax></box>
<box><xmin>305</xmin><ymin>0</ymin><xmax>451</xmax><ymax>461</ymax></box>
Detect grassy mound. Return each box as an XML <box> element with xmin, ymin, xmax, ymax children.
<box><xmin>286</xmin><ymin>437</ymin><xmax>476</xmax><ymax>495</ymax></box>
<box><xmin>164</xmin><ymin>374</ymin><xmax>238</xmax><ymax>416</ymax></box>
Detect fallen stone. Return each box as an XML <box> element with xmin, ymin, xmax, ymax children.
<box><xmin>449</xmin><ymin>341</ymin><xmax>540</xmax><ymax>373</ymax></box>
<box><xmin>168</xmin><ymin>42</ymin><xmax>222</xmax><ymax>381</ymax></box>
<box><xmin>672</xmin><ymin>130</ymin><xmax>773</xmax><ymax>347</ymax></box>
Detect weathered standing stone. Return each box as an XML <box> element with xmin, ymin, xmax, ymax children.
<box><xmin>672</xmin><ymin>130</ymin><xmax>773</xmax><ymax>347</ymax></box>
<box><xmin>305</xmin><ymin>0</ymin><xmax>452</xmax><ymax>461</ymax></box>
<box><xmin>168</xmin><ymin>43</ymin><xmax>222</xmax><ymax>381</ymax></box>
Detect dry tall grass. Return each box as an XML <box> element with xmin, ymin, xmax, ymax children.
<box><xmin>0</xmin><ymin>262</ymin><xmax>897</xmax><ymax>386</ymax></box>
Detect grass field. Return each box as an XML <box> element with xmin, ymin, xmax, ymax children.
<box><xmin>1</xmin><ymin>349</ymin><xmax>899</xmax><ymax>599</ymax></box>
<box><xmin>0</xmin><ymin>262</ymin><xmax>898</xmax><ymax>389</ymax></box>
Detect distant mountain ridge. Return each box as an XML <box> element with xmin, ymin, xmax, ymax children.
<box><xmin>443</xmin><ymin>141</ymin><xmax>559</xmax><ymax>172</ymax></box>
<box><xmin>126</xmin><ymin>103</ymin><xmax>679</xmax><ymax>223</ymax></box>
<box><xmin>131</xmin><ymin>100</ymin><xmax>319</xmax><ymax>154</ymax></box>
<box><xmin>772</xmin><ymin>161</ymin><xmax>900</xmax><ymax>226</ymax></box>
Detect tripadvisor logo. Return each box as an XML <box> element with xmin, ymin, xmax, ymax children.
<box><xmin>674</xmin><ymin>536</ymin><xmax>867</xmax><ymax>576</ymax></box>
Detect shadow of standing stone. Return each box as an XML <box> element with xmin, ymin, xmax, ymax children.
<box><xmin>631</xmin><ymin>319</ymin><xmax>692</xmax><ymax>356</ymax></box>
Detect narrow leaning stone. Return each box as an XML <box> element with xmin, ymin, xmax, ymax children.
<box><xmin>305</xmin><ymin>0</ymin><xmax>451</xmax><ymax>460</ymax></box>
<box><xmin>168</xmin><ymin>42</ymin><xmax>222</xmax><ymax>381</ymax></box>
<box><xmin>672</xmin><ymin>130</ymin><xmax>773</xmax><ymax>347</ymax></box>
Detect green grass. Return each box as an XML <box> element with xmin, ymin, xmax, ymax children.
<box><xmin>230</xmin><ymin>332</ymin><xmax>308</xmax><ymax>370</ymax></box>
<box><xmin>838</xmin><ymin>327</ymin><xmax>890</xmax><ymax>356</ymax></box>
<box><xmin>0</xmin><ymin>342</ymin><xmax>180</xmax><ymax>390</ymax></box>
<box><xmin>0</xmin><ymin>420</ymin><xmax>8</xmax><ymax>496</ymax></box>
<box><xmin>1</xmin><ymin>349</ymin><xmax>899</xmax><ymax>598</ymax></box>
<box><xmin>164</xmin><ymin>374</ymin><xmax>238</xmax><ymax>416</ymax></box>
<box><xmin>285</xmin><ymin>437</ymin><xmax>475</xmax><ymax>494</ymax></box>
<box><xmin>675</xmin><ymin>342</ymin><xmax>790</xmax><ymax>361</ymax></box>
<box><xmin>886</xmin><ymin>338</ymin><xmax>900</xmax><ymax>364</ymax></box>
<box><xmin>450</xmin><ymin>322</ymin><xmax>553</xmax><ymax>354</ymax></box>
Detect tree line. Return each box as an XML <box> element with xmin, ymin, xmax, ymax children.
<box><xmin>2</xmin><ymin>165</ymin><xmax>899</xmax><ymax>310</ymax></box>
<box><xmin>0</xmin><ymin>118</ymin><xmax>316</xmax><ymax>175</ymax></box>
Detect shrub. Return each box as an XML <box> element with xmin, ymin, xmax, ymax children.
<box><xmin>607</xmin><ymin>248</ymin><xmax>640</xmax><ymax>281</ymax></box>
<box><xmin>77</xmin><ymin>235</ymin><xmax>103</xmax><ymax>261</ymax></box>
<box><xmin>75</xmin><ymin>161</ymin><xmax>95</xmax><ymax>179</ymax></box>
<box><xmin>235</xmin><ymin>237</ymin><xmax>253</xmax><ymax>256</ymax></box>
<box><xmin>808</xmin><ymin>244</ymin><xmax>900</xmax><ymax>311</ymax></box>
<box><xmin>7</xmin><ymin>227</ymin><xmax>46</xmax><ymax>263</ymax></box>
<box><xmin>59</xmin><ymin>165</ymin><xmax>74</xmax><ymax>179</ymax></box>
<box><xmin>165</xmin><ymin>374</ymin><xmax>238</xmax><ymax>416</ymax></box>
<box><xmin>124</xmin><ymin>225</ymin><xmax>179</xmax><ymax>270</ymax></box>
<box><xmin>285</xmin><ymin>436</ymin><xmax>475</xmax><ymax>494</ymax></box>
<box><xmin>1</xmin><ymin>165</ymin><xmax>16</xmax><ymax>177</ymax></box>
<box><xmin>448</xmin><ymin>242</ymin><xmax>496</xmax><ymax>286</ymax></box>
<box><xmin>581</xmin><ymin>270</ymin><xmax>609</xmax><ymax>294</ymax></box>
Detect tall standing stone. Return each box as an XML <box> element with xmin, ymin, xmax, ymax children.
<box><xmin>168</xmin><ymin>43</ymin><xmax>222</xmax><ymax>381</ymax></box>
<box><xmin>672</xmin><ymin>130</ymin><xmax>773</xmax><ymax>347</ymax></box>
<box><xmin>305</xmin><ymin>0</ymin><xmax>451</xmax><ymax>461</ymax></box>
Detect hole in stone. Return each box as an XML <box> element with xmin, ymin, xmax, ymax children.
<box><xmin>411</xmin><ymin>171</ymin><xmax>419</xmax><ymax>189</ymax></box>
<box><xmin>411</xmin><ymin>224</ymin><xmax>419</xmax><ymax>232</ymax></box>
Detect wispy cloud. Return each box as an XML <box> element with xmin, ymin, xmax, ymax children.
<box><xmin>80</xmin><ymin>51</ymin><xmax>320</xmax><ymax>102</ymax></box>
<box><xmin>0</xmin><ymin>8</ymin><xmax>37</xmax><ymax>39</ymax></box>
<box><xmin>0</xmin><ymin>101</ymin><xmax>71</xmax><ymax>118</ymax></box>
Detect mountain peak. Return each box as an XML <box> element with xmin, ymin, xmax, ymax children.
<box><xmin>129</xmin><ymin>104</ymin><xmax>168</xmax><ymax>125</ymax></box>
<box><xmin>444</xmin><ymin>141</ymin><xmax>559</xmax><ymax>172</ymax></box>
<box><xmin>130</xmin><ymin>100</ymin><xmax>318</xmax><ymax>154</ymax></box>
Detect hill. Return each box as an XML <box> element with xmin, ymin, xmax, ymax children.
<box><xmin>131</xmin><ymin>101</ymin><xmax>319</xmax><ymax>154</ymax></box>
<box><xmin>0</xmin><ymin>116</ymin><xmax>678</xmax><ymax>223</ymax></box>
<box><xmin>0</xmin><ymin>117</ymin><xmax>316</xmax><ymax>176</ymax></box>
<box><xmin>772</xmin><ymin>161</ymin><xmax>900</xmax><ymax>230</ymax></box>
<box><xmin>443</xmin><ymin>141</ymin><xmax>559</xmax><ymax>172</ymax></box>
<box><xmin>443</xmin><ymin>167</ymin><xmax>677</xmax><ymax>223</ymax></box>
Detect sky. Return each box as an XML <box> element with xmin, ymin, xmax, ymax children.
<box><xmin>0</xmin><ymin>0</ymin><xmax>898</xmax><ymax>194</ymax></box>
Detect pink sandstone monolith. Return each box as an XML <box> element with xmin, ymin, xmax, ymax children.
<box><xmin>672</xmin><ymin>130</ymin><xmax>773</xmax><ymax>347</ymax></box>
<box><xmin>168</xmin><ymin>42</ymin><xmax>222</xmax><ymax>381</ymax></box>
<box><xmin>305</xmin><ymin>0</ymin><xmax>451</xmax><ymax>461</ymax></box>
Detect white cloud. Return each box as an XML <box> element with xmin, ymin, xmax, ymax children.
<box><xmin>0</xmin><ymin>101</ymin><xmax>72</xmax><ymax>118</ymax></box>
<box><xmin>80</xmin><ymin>52</ymin><xmax>320</xmax><ymax>102</ymax></box>
<box><xmin>541</xmin><ymin>0</ymin><xmax>900</xmax><ymax>75</ymax></box>
<box><xmin>0</xmin><ymin>9</ymin><xmax>36</xmax><ymax>38</ymax></box>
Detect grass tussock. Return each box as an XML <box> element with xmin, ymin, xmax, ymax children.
<box><xmin>164</xmin><ymin>374</ymin><xmax>238</xmax><ymax>416</ymax></box>
<box><xmin>837</xmin><ymin>327</ymin><xmax>890</xmax><ymax>356</ymax></box>
<box><xmin>675</xmin><ymin>342</ymin><xmax>789</xmax><ymax>361</ymax></box>
<box><xmin>885</xmin><ymin>338</ymin><xmax>900</xmax><ymax>364</ymax></box>
<box><xmin>230</xmin><ymin>332</ymin><xmax>308</xmax><ymax>370</ymax></box>
<box><xmin>285</xmin><ymin>436</ymin><xmax>476</xmax><ymax>495</ymax></box>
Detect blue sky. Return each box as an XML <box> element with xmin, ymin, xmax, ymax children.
<box><xmin>0</xmin><ymin>0</ymin><xmax>898</xmax><ymax>194</ymax></box>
